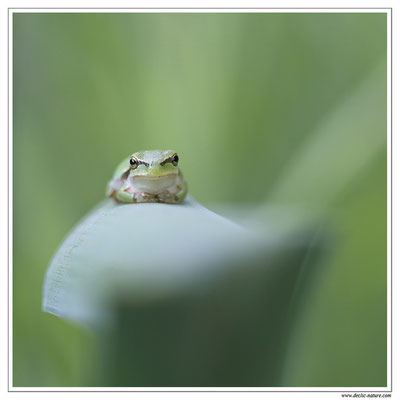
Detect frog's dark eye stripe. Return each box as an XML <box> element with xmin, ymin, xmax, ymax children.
<box><xmin>130</xmin><ymin>158</ymin><xmax>150</xmax><ymax>168</ymax></box>
<box><xmin>160</xmin><ymin>153</ymin><xmax>179</xmax><ymax>167</ymax></box>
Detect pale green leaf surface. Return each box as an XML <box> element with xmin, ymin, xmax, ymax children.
<box><xmin>43</xmin><ymin>197</ymin><xmax>315</xmax><ymax>330</ymax></box>
<box><xmin>41</xmin><ymin>196</ymin><xmax>323</xmax><ymax>385</ymax></box>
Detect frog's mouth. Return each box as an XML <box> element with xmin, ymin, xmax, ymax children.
<box><xmin>130</xmin><ymin>174</ymin><xmax>178</xmax><ymax>194</ymax></box>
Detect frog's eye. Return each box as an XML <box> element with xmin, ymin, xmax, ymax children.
<box><xmin>172</xmin><ymin>154</ymin><xmax>179</xmax><ymax>166</ymax></box>
<box><xmin>129</xmin><ymin>157</ymin><xmax>138</xmax><ymax>169</ymax></box>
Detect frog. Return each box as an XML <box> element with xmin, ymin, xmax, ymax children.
<box><xmin>107</xmin><ymin>150</ymin><xmax>188</xmax><ymax>204</ymax></box>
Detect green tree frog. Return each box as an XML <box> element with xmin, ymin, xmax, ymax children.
<box><xmin>107</xmin><ymin>150</ymin><xmax>188</xmax><ymax>204</ymax></box>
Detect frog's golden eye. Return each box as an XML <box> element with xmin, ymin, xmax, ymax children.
<box><xmin>129</xmin><ymin>157</ymin><xmax>138</xmax><ymax>169</ymax></box>
<box><xmin>172</xmin><ymin>154</ymin><xmax>179</xmax><ymax>166</ymax></box>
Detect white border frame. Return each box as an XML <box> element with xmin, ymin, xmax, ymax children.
<box><xmin>7</xmin><ymin>7</ymin><xmax>392</xmax><ymax>394</ymax></box>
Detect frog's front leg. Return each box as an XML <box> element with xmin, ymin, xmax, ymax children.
<box><xmin>157</xmin><ymin>182</ymin><xmax>188</xmax><ymax>204</ymax></box>
<box><xmin>114</xmin><ymin>185</ymin><xmax>136</xmax><ymax>203</ymax></box>
<box><xmin>113</xmin><ymin>186</ymin><xmax>158</xmax><ymax>203</ymax></box>
<box><xmin>176</xmin><ymin>182</ymin><xmax>188</xmax><ymax>203</ymax></box>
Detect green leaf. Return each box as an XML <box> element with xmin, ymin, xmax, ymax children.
<box><xmin>43</xmin><ymin>197</ymin><xmax>321</xmax><ymax>386</ymax></box>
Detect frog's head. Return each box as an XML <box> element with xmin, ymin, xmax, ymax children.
<box><xmin>128</xmin><ymin>149</ymin><xmax>181</xmax><ymax>193</ymax></box>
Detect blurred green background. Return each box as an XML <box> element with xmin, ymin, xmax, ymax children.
<box><xmin>13</xmin><ymin>12</ymin><xmax>387</xmax><ymax>387</ymax></box>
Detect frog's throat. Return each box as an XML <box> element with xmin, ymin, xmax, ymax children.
<box><xmin>129</xmin><ymin>173</ymin><xmax>181</xmax><ymax>194</ymax></box>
